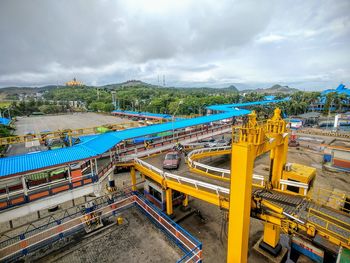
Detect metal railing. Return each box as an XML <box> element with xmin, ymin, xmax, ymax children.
<box><xmin>313</xmin><ymin>188</ymin><xmax>350</xmax><ymax>213</ymax></box>
<box><xmin>307</xmin><ymin>207</ymin><xmax>350</xmax><ymax>244</ymax></box>
<box><xmin>279</xmin><ymin>179</ymin><xmax>309</xmax><ymax>196</ymax></box>
<box><xmin>117</xmin><ymin>124</ymin><xmax>231</xmax><ymax>162</ymax></box>
<box><xmin>134</xmin><ymin>158</ymin><xmax>229</xmax><ymax>196</ymax></box>
<box><xmin>186</xmin><ymin>146</ymin><xmax>265</xmax><ymax>186</ymax></box>
<box><xmin>133</xmin><ymin>192</ymin><xmax>202</xmax><ymax>262</ymax></box>
<box><xmin>0</xmin><ymin>173</ymin><xmax>96</xmax><ymax>211</ymax></box>
<box><xmin>0</xmin><ymin>191</ymin><xmax>202</xmax><ymax>263</ymax></box>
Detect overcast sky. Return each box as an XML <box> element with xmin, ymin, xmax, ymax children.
<box><xmin>0</xmin><ymin>0</ymin><xmax>349</xmax><ymax>90</ymax></box>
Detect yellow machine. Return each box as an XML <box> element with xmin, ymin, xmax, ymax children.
<box><xmin>228</xmin><ymin>108</ymin><xmax>316</xmax><ymax>262</ymax></box>
<box><xmin>131</xmin><ymin>107</ymin><xmax>349</xmax><ymax>263</ymax></box>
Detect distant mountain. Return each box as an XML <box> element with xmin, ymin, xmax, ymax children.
<box><xmin>241</xmin><ymin>84</ymin><xmax>299</xmax><ymax>94</ymax></box>
<box><xmin>221</xmin><ymin>85</ymin><xmax>239</xmax><ymax>92</ymax></box>
<box><xmin>102</xmin><ymin>80</ymin><xmax>155</xmax><ymax>89</ymax></box>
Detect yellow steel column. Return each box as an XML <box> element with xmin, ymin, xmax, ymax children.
<box><xmin>130</xmin><ymin>167</ymin><xmax>136</xmax><ymax>191</ymax></box>
<box><xmin>227</xmin><ymin>143</ymin><xmax>255</xmax><ymax>263</ymax></box>
<box><xmin>270</xmin><ymin>135</ymin><xmax>288</xmax><ymax>189</ymax></box>
<box><xmin>182</xmin><ymin>194</ymin><xmax>189</xmax><ymax>207</ymax></box>
<box><xmin>263</xmin><ymin>223</ymin><xmax>281</xmax><ymax>248</ymax></box>
<box><xmin>166</xmin><ymin>188</ymin><xmax>173</xmax><ymax>216</ymax></box>
<box><xmin>267</xmin><ymin>108</ymin><xmax>288</xmax><ymax>190</ymax></box>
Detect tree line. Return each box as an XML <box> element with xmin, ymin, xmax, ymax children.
<box><xmin>1</xmin><ymin>85</ymin><xmax>349</xmax><ymax>118</ymax></box>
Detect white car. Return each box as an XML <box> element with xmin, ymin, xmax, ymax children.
<box><xmin>205</xmin><ymin>139</ymin><xmax>231</xmax><ymax>148</ymax></box>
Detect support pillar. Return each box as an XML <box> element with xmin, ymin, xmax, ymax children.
<box><xmin>270</xmin><ymin>136</ymin><xmax>288</xmax><ymax>189</ymax></box>
<box><xmin>94</xmin><ymin>158</ymin><xmax>98</xmax><ymax>179</ymax></box>
<box><xmin>259</xmin><ymin>223</ymin><xmax>282</xmax><ymax>256</ymax></box>
<box><xmin>227</xmin><ymin>144</ymin><xmax>255</xmax><ymax>263</ymax></box>
<box><xmin>182</xmin><ymin>194</ymin><xmax>189</xmax><ymax>207</ymax></box>
<box><xmin>108</xmin><ymin>172</ymin><xmax>115</xmax><ymax>188</ymax></box>
<box><xmin>109</xmin><ymin>150</ymin><xmax>113</xmax><ymax>162</ymax></box>
<box><xmin>166</xmin><ymin>188</ymin><xmax>173</xmax><ymax>216</ymax></box>
<box><xmin>67</xmin><ymin>166</ymin><xmax>72</xmax><ymax>189</ymax></box>
<box><xmin>21</xmin><ymin>176</ymin><xmax>28</xmax><ymax>202</ymax></box>
<box><xmin>130</xmin><ymin>167</ymin><xmax>136</xmax><ymax>191</ymax></box>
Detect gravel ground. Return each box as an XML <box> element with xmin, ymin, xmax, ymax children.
<box><xmin>6</xmin><ymin>113</ymin><xmax>136</xmax><ymax>156</ymax></box>
<box><xmin>14</xmin><ymin>113</ymin><xmax>134</xmax><ymax>135</ymax></box>
<box><xmin>32</xmin><ymin>208</ymin><xmax>182</xmax><ymax>263</ymax></box>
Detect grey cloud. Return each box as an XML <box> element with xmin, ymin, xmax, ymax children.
<box><xmin>0</xmin><ymin>0</ymin><xmax>349</xmax><ymax>89</ymax></box>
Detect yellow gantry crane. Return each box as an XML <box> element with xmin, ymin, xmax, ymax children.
<box><xmin>227</xmin><ymin>108</ymin><xmax>314</xmax><ymax>262</ymax></box>
<box><xmin>130</xmin><ymin>108</ymin><xmax>348</xmax><ymax>263</ymax></box>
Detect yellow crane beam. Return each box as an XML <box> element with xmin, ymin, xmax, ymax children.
<box><xmin>134</xmin><ymin>162</ymin><xmax>229</xmax><ymax>210</ymax></box>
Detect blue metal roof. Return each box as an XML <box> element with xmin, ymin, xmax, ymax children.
<box><xmin>0</xmin><ymin>117</ymin><xmax>11</xmax><ymax>126</ymax></box>
<box><xmin>0</xmin><ymin>99</ymin><xmax>285</xmax><ymax>177</ymax></box>
<box><xmin>112</xmin><ymin>110</ymin><xmax>172</xmax><ymax>119</ymax></box>
<box><xmin>321</xmin><ymin>83</ymin><xmax>350</xmax><ymax>97</ymax></box>
<box><xmin>206</xmin><ymin>98</ymin><xmax>289</xmax><ymax>112</ymax></box>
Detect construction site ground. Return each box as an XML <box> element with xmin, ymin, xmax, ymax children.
<box><xmin>1</xmin><ymin>133</ymin><xmax>349</xmax><ymax>263</ymax></box>
<box><xmin>25</xmin><ymin>208</ymin><xmax>182</xmax><ymax>263</ymax></box>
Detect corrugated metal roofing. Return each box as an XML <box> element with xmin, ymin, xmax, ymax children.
<box><xmin>112</xmin><ymin>110</ymin><xmax>172</xmax><ymax>119</ymax></box>
<box><xmin>0</xmin><ymin>99</ymin><xmax>284</xmax><ymax>177</ymax></box>
<box><xmin>206</xmin><ymin>98</ymin><xmax>289</xmax><ymax>112</ymax></box>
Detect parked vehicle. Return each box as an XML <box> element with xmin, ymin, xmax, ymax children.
<box><xmin>205</xmin><ymin>139</ymin><xmax>231</xmax><ymax>148</ymax></box>
<box><xmin>163</xmin><ymin>151</ymin><xmax>181</xmax><ymax>170</ymax></box>
<box><xmin>198</xmin><ymin>137</ymin><xmax>215</xmax><ymax>143</ymax></box>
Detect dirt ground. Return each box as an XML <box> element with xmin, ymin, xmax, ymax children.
<box><xmin>31</xmin><ymin>208</ymin><xmax>182</xmax><ymax>263</ymax></box>
<box><xmin>14</xmin><ymin>113</ymin><xmax>133</xmax><ymax>135</ymax></box>
<box><xmin>6</xmin><ymin>113</ymin><xmax>136</xmax><ymax>156</ymax></box>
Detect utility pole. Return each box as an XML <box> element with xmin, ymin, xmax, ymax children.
<box><xmin>111</xmin><ymin>91</ymin><xmax>117</xmax><ymax>110</ymax></box>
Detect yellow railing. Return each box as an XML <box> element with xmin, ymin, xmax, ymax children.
<box><xmin>307</xmin><ymin>207</ymin><xmax>350</xmax><ymax>243</ymax></box>
<box><xmin>313</xmin><ymin>188</ymin><xmax>350</xmax><ymax>213</ymax></box>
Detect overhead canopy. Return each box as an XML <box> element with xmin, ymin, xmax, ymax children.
<box><xmin>0</xmin><ymin>99</ymin><xmax>286</xmax><ymax>177</ymax></box>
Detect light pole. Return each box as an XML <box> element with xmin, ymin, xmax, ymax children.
<box><xmin>172</xmin><ymin>100</ymin><xmax>183</xmax><ymax>143</ymax></box>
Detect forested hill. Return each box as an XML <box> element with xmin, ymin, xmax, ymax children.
<box><xmin>241</xmin><ymin>84</ymin><xmax>299</xmax><ymax>94</ymax></box>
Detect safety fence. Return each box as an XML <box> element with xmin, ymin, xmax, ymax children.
<box><xmin>0</xmin><ymin>191</ymin><xmax>202</xmax><ymax>263</ymax></box>
<box><xmin>296</xmin><ymin>128</ymin><xmax>350</xmax><ymax>139</ymax></box>
<box><xmin>0</xmin><ymin>173</ymin><xmax>96</xmax><ymax>211</ymax></box>
<box><xmin>133</xmin><ymin>192</ymin><xmax>202</xmax><ymax>263</ymax></box>
<box><xmin>116</xmin><ymin>124</ymin><xmax>231</xmax><ymax>161</ymax></box>
<box><xmin>313</xmin><ymin>188</ymin><xmax>350</xmax><ymax>213</ymax></box>
<box><xmin>134</xmin><ymin>158</ymin><xmax>230</xmax><ymax>197</ymax></box>
<box><xmin>186</xmin><ymin>146</ymin><xmax>265</xmax><ymax>186</ymax></box>
<box><xmin>307</xmin><ymin>207</ymin><xmax>350</xmax><ymax>246</ymax></box>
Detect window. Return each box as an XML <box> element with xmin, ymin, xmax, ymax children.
<box><xmin>149</xmin><ymin>185</ymin><xmax>162</xmax><ymax>202</ymax></box>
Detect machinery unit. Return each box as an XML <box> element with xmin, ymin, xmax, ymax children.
<box><xmin>81</xmin><ymin>201</ymin><xmax>103</xmax><ymax>233</ymax></box>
